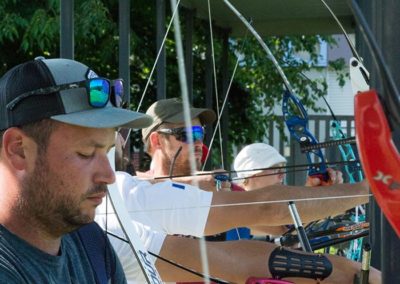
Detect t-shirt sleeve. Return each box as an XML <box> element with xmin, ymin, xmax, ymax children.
<box><xmin>117</xmin><ymin>172</ymin><xmax>213</xmax><ymax>237</ymax></box>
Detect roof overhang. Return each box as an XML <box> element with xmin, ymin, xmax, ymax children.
<box><xmin>180</xmin><ymin>0</ymin><xmax>355</xmax><ymax>36</ymax></box>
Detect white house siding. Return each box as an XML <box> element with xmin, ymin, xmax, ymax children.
<box><xmin>326</xmin><ymin>34</ymin><xmax>356</xmax><ymax>116</ymax></box>
<box><xmin>326</xmin><ymin>69</ymin><xmax>354</xmax><ymax>115</ymax></box>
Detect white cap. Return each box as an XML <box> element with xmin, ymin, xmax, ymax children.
<box><xmin>234</xmin><ymin>143</ymin><xmax>287</xmax><ymax>182</ymax></box>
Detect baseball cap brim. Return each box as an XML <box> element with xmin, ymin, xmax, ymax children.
<box><xmin>51</xmin><ymin>107</ymin><xmax>153</xmax><ymax>129</ymax></box>
<box><xmin>166</xmin><ymin>107</ymin><xmax>216</xmax><ymax>124</ymax></box>
<box><xmin>141</xmin><ymin>98</ymin><xmax>217</xmax><ymax>141</ymax></box>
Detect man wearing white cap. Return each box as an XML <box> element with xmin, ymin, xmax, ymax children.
<box><xmin>227</xmin><ymin>143</ymin><xmax>343</xmax><ymax>239</ymax></box>
<box><xmin>234</xmin><ymin>143</ymin><xmax>343</xmax><ymax>190</ymax></box>
<box><xmin>234</xmin><ymin>143</ymin><xmax>289</xmax><ymax>190</ymax></box>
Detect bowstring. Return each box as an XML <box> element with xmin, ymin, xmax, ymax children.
<box><xmin>204</xmin><ymin>0</ymin><xmax>254</xmax><ymax>241</ymax></box>
<box><xmin>207</xmin><ymin>0</ymin><xmax>225</xmax><ymax>169</ymax></box>
<box><xmin>105</xmin><ymin>230</ymin><xmax>230</xmax><ymax>284</ymax></box>
<box><xmin>98</xmin><ymin>193</ymin><xmax>372</xmax><ymax>215</ymax></box>
<box><xmin>136</xmin><ymin>0</ymin><xmax>182</xmax><ymax>112</ymax></box>
<box><xmin>122</xmin><ymin>0</ymin><xmax>182</xmax><ymax>149</ymax></box>
<box><xmin>201</xmin><ymin>24</ymin><xmax>251</xmax><ymax>169</ymax></box>
<box><xmin>153</xmin><ymin>158</ymin><xmax>361</xmax><ymax>181</ymax></box>
<box><xmin>319</xmin><ymin>0</ymin><xmax>362</xmax><ymax>62</ymax></box>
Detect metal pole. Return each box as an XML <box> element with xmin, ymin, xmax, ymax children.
<box><xmin>119</xmin><ymin>0</ymin><xmax>131</xmax><ymax>167</ymax></box>
<box><xmin>220</xmin><ymin>28</ymin><xmax>230</xmax><ymax>170</ymax></box>
<box><xmin>156</xmin><ymin>0</ymin><xmax>166</xmax><ymax>100</ymax></box>
<box><xmin>60</xmin><ymin>0</ymin><xmax>74</xmax><ymax>59</ymax></box>
<box><xmin>288</xmin><ymin>201</ymin><xmax>313</xmax><ymax>252</ymax></box>
<box><xmin>204</xmin><ymin>20</ymin><xmax>214</xmax><ymax>171</ymax></box>
<box><xmin>184</xmin><ymin>8</ymin><xmax>195</xmax><ymax>103</ymax></box>
<box><xmin>119</xmin><ymin>0</ymin><xmax>130</xmax><ymax>106</ymax></box>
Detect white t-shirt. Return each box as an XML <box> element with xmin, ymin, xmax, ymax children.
<box><xmin>95</xmin><ymin>171</ymin><xmax>213</xmax><ymax>283</ymax></box>
<box><xmin>112</xmin><ymin>171</ymin><xmax>213</xmax><ymax>236</ymax></box>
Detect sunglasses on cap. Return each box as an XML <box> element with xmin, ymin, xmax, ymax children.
<box><xmin>6</xmin><ymin>78</ymin><xmax>124</xmax><ymax>111</ymax></box>
<box><xmin>157</xmin><ymin>125</ymin><xmax>205</xmax><ymax>143</ymax></box>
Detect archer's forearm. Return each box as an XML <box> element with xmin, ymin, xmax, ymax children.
<box><xmin>156</xmin><ymin>237</ymin><xmax>381</xmax><ymax>284</ymax></box>
<box><xmin>271</xmin><ymin>181</ymin><xmax>369</xmax><ymax>224</ymax></box>
<box><xmin>207</xmin><ymin>182</ymin><xmax>369</xmax><ymax>232</ymax></box>
<box><xmin>156</xmin><ymin>237</ymin><xmax>278</xmax><ymax>283</ymax></box>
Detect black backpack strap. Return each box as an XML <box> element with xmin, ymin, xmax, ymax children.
<box><xmin>77</xmin><ymin>222</ymin><xmax>115</xmax><ymax>284</ymax></box>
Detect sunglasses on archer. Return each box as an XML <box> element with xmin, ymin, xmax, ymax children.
<box><xmin>7</xmin><ymin>78</ymin><xmax>125</xmax><ymax>111</ymax></box>
<box><xmin>157</xmin><ymin>125</ymin><xmax>205</xmax><ymax>143</ymax></box>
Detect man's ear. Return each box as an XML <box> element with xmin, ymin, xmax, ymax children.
<box><xmin>1</xmin><ymin>128</ymin><xmax>31</xmax><ymax>170</ymax></box>
<box><xmin>149</xmin><ymin>132</ymin><xmax>162</xmax><ymax>150</ymax></box>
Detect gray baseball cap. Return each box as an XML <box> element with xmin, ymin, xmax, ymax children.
<box><xmin>141</xmin><ymin>98</ymin><xmax>216</xmax><ymax>141</ymax></box>
<box><xmin>0</xmin><ymin>58</ymin><xmax>153</xmax><ymax>130</ymax></box>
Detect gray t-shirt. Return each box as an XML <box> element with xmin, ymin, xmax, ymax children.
<box><xmin>0</xmin><ymin>224</ymin><xmax>127</xmax><ymax>284</ymax></box>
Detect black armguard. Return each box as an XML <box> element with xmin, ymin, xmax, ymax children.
<box><xmin>268</xmin><ymin>247</ymin><xmax>332</xmax><ymax>281</ymax></box>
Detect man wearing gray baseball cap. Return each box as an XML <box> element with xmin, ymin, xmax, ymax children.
<box><xmin>141</xmin><ymin>97</ymin><xmax>215</xmax><ymax>142</ymax></box>
<box><xmin>136</xmin><ymin>97</ymin><xmax>222</xmax><ymax>191</ymax></box>
<box><xmin>141</xmin><ymin>98</ymin><xmax>215</xmax><ymax>177</ymax></box>
<box><xmin>0</xmin><ymin>57</ymin><xmax>152</xmax><ymax>283</ymax></box>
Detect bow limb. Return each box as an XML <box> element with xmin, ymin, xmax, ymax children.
<box><xmin>223</xmin><ymin>0</ymin><xmax>293</xmax><ymax>94</ymax></box>
<box><xmin>318</xmin><ymin>0</ymin><xmax>370</xmax><ymax>93</ymax></box>
<box><xmin>354</xmin><ymin>89</ymin><xmax>400</xmax><ymax>235</ymax></box>
<box><xmin>349</xmin><ymin>0</ymin><xmax>400</xmax><ymax>237</ymax></box>
<box><xmin>224</xmin><ymin>0</ymin><xmax>329</xmax><ymax>181</ymax></box>
<box><xmin>107</xmin><ymin>147</ymin><xmax>163</xmax><ymax>283</ymax></box>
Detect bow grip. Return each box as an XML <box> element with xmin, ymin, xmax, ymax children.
<box><xmin>214</xmin><ymin>174</ymin><xmax>230</xmax><ymax>182</ymax></box>
<box><xmin>309</xmin><ymin>172</ymin><xmax>330</xmax><ymax>183</ymax></box>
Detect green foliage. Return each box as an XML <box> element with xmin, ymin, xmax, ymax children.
<box><xmin>329</xmin><ymin>58</ymin><xmax>349</xmax><ymax>87</ymax></box>
<box><xmin>226</xmin><ymin>35</ymin><xmax>330</xmax><ymax>146</ymax></box>
<box><xmin>21</xmin><ymin>8</ymin><xmax>59</xmax><ymax>53</ymax></box>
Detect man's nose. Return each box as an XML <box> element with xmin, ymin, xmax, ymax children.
<box><xmin>94</xmin><ymin>155</ymin><xmax>116</xmax><ymax>185</ymax></box>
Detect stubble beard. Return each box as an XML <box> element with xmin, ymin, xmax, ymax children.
<box><xmin>17</xmin><ymin>154</ymin><xmax>107</xmax><ymax>236</ymax></box>
<box><xmin>161</xmin><ymin>151</ymin><xmax>201</xmax><ymax>177</ymax></box>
